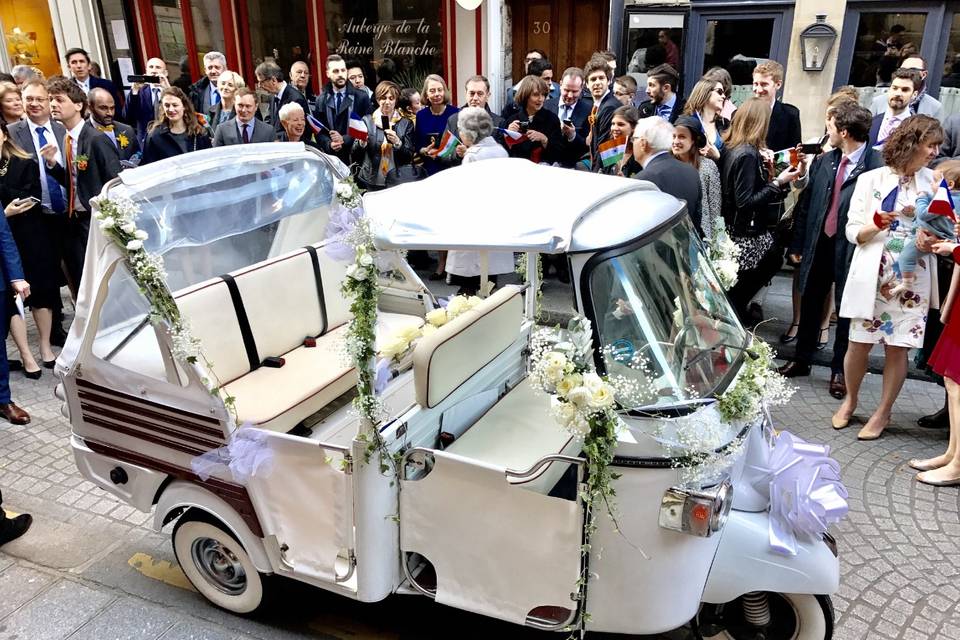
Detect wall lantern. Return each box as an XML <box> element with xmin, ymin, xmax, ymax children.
<box><xmin>799</xmin><ymin>14</ymin><xmax>837</xmax><ymax>72</ymax></box>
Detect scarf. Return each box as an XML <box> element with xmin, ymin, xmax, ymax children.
<box><xmin>373</xmin><ymin>108</ymin><xmax>403</xmax><ymax>176</ymax></box>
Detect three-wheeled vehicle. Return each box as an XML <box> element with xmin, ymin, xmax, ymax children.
<box><xmin>58</xmin><ymin>144</ymin><xmax>840</xmax><ymax>638</ymax></box>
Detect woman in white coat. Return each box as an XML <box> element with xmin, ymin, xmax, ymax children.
<box><xmin>445</xmin><ymin>107</ymin><xmax>514</xmax><ymax>295</ymax></box>
<box><xmin>836</xmin><ymin>116</ymin><xmax>944</xmax><ymax>440</ymax></box>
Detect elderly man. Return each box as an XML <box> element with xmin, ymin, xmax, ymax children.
<box><xmin>125</xmin><ymin>57</ymin><xmax>168</xmax><ymax>143</ymax></box>
<box><xmin>188</xmin><ymin>51</ymin><xmax>226</xmax><ymax>117</ymax></box>
<box><xmin>256</xmin><ymin>61</ymin><xmax>309</xmax><ymax>133</ymax></box>
<box><xmin>277</xmin><ymin>102</ymin><xmax>316</xmax><ymax>147</ymax></box>
<box><xmin>10</xmin><ymin>65</ymin><xmax>39</xmax><ymax>87</ymax></box>
<box><xmin>439</xmin><ymin>75</ymin><xmax>501</xmax><ymax>167</ymax></box>
<box><xmin>632</xmin><ymin>116</ymin><xmax>702</xmax><ymax>232</ymax></box>
<box><xmin>88</xmin><ymin>88</ymin><xmax>140</xmax><ymax>165</ymax></box>
<box><xmin>213</xmin><ymin>88</ymin><xmax>275</xmax><ymax>146</ymax></box>
<box><xmin>289</xmin><ymin>61</ymin><xmax>314</xmax><ymax>105</ymax></box>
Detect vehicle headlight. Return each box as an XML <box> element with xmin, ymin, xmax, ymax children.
<box><xmin>658</xmin><ymin>480</ymin><xmax>733</xmax><ymax>537</ymax></box>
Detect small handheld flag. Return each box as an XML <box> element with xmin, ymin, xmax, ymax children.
<box><xmin>926</xmin><ymin>178</ymin><xmax>958</xmax><ymax>222</ymax></box>
<box><xmin>428</xmin><ymin>130</ymin><xmax>460</xmax><ymax>159</ymax></box>
<box><xmin>306</xmin><ymin>113</ymin><xmax>326</xmax><ymax>135</ymax></box>
<box><xmin>772</xmin><ymin>148</ymin><xmax>792</xmax><ymax>165</ymax></box>
<box><xmin>347</xmin><ymin>112</ymin><xmax>368</xmax><ymax>141</ymax></box>
<box><xmin>498</xmin><ymin>127</ymin><xmax>524</xmax><ymax>148</ymax></box>
<box><xmin>872</xmin><ymin>186</ymin><xmax>899</xmax><ymax>229</ymax></box>
<box><xmin>598</xmin><ymin>136</ymin><xmax>627</xmax><ymax>168</ymax></box>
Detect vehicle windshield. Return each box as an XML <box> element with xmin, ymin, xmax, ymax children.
<box><xmin>585</xmin><ymin>218</ymin><xmax>747</xmax><ymax>410</ymax></box>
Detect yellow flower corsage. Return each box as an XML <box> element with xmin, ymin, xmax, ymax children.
<box><xmin>117</xmin><ymin>132</ymin><xmax>129</xmax><ymax>149</ymax></box>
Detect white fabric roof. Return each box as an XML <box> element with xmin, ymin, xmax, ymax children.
<box><xmin>364</xmin><ymin>158</ymin><xmax>677</xmax><ymax>253</ymax></box>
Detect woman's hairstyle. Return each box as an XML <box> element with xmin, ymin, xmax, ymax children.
<box><xmin>0</xmin><ymin>82</ymin><xmax>22</xmax><ymax>118</ymax></box>
<box><xmin>684</xmin><ymin>78</ymin><xmax>723</xmax><ymax>117</ymax></box>
<box><xmin>457</xmin><ymin>106</ymin><xmax>494</xmax><ymax>144</ymax></box>
<box><xmin>149</xmin><ymin>87</ymin><xmax>206</xmax><ymax>136</ymax></box>
<box><xmin>723</xmin><ymin>97</ymin><xmax>771</xmax><ymax>150</ymax></box>
<box><xmin>882</xmin><ymin>114</ymin><xmax>944</xmax><ymax>172</ymax></box>
<box><xmin>374</xmin><ymin>80</ymin><xmax>401</xmax><ymax>102</ymax></box>
<box><xmin>514</xmin><ymin>74</ymin><xmax>548</xmax><ymax>108</ymax></box>
<box><xmin>217</xmin><ymin>70</ymin><xmax>246</xmax><ymax>91</ymax></box>
<box><xmin>702</xmin><ymin>66</ymin><xmax>733</xmax><ymax>99</ymax></box>
<box><xmin>612</xmin><ymin>105</ymin><xmax>639</xmax><ymax>131</ymax></box>
<box><xmin>0</xmin><ymin>120</ymin><xmax>31</xmax><ymax>160</ymax></box>
<box><xmin>420</xmin><ymin>74</ymin><xmax>450</xmax><ymax>105</ymax></box>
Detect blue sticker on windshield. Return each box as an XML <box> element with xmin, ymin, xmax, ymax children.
<box><xmin>610</xmin><ymin>339</ymin><xmax>635</xmax><ymax>362</ymax></box>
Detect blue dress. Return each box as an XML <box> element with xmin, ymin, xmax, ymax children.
<box><xmin>415</xmin><ymin>104</ymin><xmax>459</xmax><ymax>175</ymax></box>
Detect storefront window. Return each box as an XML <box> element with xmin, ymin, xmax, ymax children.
<box><xmin>703</xmin><ymin>18</ymin><xmax>774</xmax><ymax>105</ymax></box>
<box><xmin>153</xmin><ymin>0</ymin><xmax>188</xmax><ymax>82</ymax></box>
<box><xmin>190</xmin><ymin>0</ymin><xmax>226</xmax><ymax>67</ymax></box>
<box><xmin>323</xmin><ymin>0</ymin><xmax>443</xmax><ymax>92</ymax></box>
<box><xmin>623</xmin><ymin>12</ymin><xmax>684</xmax><ymax>93</ymax></box>
<box><xmin>245</xmin><ymin>0</ymin><xmax>310</xmax><ymax>71</ymax></box>
<box><xmin>846</xmin><ymin>12</ymin><xmax>926</xmax><ymax>108</ymax></box>
<box><xmin>0</xmin><ymin>0</ymin><xmax>60</xmax><ymax>77</ymax></box>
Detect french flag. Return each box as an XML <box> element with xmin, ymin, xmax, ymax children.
<box><xmin>306</xmin><ymin>113</ymin><xmax>326</xmax><ymax>135</ymax></box>
<box><xmin>498</xmin><ymin>127</ymin><xmax>524</xmax><ymax>148</ymax></box>
<box><xmin>348</xmin><ymin>112</ymin><xmax>368</xmax><ymax>141</ymax></box>
<box><xmin>926</xmin><ymin>178</ymin><xmax>958</xmax><ymax>222</ymax></box>
<box><xmin>872</xmin><ymin>186</ymin><xmax>899</xmax><ymax>229</ymax></box>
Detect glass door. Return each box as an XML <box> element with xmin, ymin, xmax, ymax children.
<box><xmin>620</xmin><ymin>10</ymin><xmax>686</xmax><ymax>95</ymax></box>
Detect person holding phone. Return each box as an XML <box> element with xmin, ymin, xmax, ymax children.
<box><xmin>124</xmin><ymin>57</ymin><xmax>170</xmax><ymax>144</ymax></box>
<box><xmin>351</xmin><ymin>81</ymin><xmax>415</xmax><ymax>191</ymax></box>
<box><xmin>503</xmin><ymin>75</ymin><xmax>562</xmax><ymax>165</ymax></box>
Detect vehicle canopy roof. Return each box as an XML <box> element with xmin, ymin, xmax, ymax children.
<box><xmin>364</xmin><ymin>158</ymin><xmax>686</xmax><ymax>254</ymax></box>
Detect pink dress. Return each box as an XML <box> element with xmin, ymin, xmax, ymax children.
<box><xmin>928</xmin><ymin>250</ymin><xmax>960</xmax><ymax>384</ymax></box>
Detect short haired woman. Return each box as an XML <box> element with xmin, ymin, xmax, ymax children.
<box><xmin>673</xmin><ymin>115</ymin><xmax>722</xmax><ymax>241</ymax></box>
<box><xmin>683</xmin><ymin>77</ymin><xmax>729</xmax><ymax>161</ymax></box>
<box><xmin>0</xmin><ymin>83</ymin><xmax>23</xmax><ymax>125</ymax></box>
<box><xmin>445</xmin><ymin>107</ymin><xmax>513</xmax><ymax>295</ymax></box>
<box><xmin>352</xmin><ymin>81</ymin><xmax>415</xmax><ymax>191</ymax></box>
<box><xmin>503</xmin><ymin>75</ymin><xmax>562</xmax><ymax>164</ymax></box>
<box><xmin>210</xmin><ymin>70</ymin><xmax>246</xmax><ymax>128</ymax></box>
<box><xmin>720</xmin><ymin>97</ymin><xmax>803</xmax><ymax>321</ymax></box>
<box><xmin>141</xmin><ymin>87</ymin><xmax>212</xmax><ymax>164</ymax></box>
<box><xmin>415</xmin><ymin>74</ymin><xmax>458</xmax><ymax>176</ymax></box>
<box><xmin>836</xmin><ymin>115</ymin><xmax>945</xmax><ymax>440</ymax></box>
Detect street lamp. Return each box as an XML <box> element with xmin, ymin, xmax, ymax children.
<box><xmin>799</xmin><ymin>14</ymin><xmax>837</xmax><ymax>72</ymax></box>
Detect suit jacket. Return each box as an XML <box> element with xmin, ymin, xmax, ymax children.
<box><xmin>213</xmin><ymin>117</ymin><xmax>276</xmax><ymax>146</ymax></box>
<box><xmin>545</xmin><ymin>97</ymin><xmax>594</xmax><ymax>167</ymax></box>
<box><xmin>635</xmin><ymin>152</ymin><xmax>703</xmax><ymax>233</ymax></box>
<box><xmin>269</xmin><ymin>84</ymin><xmax>309</xmax><ymax>133</ymax></box>
<box><xmin>313</xmin><ymin>84</ymin><xmax>371</xmax><ymax>164</ymax></box>
<box><xmin>141</xmin><ymin>125</ymin><xmax>213</xmax><ymax>164</ymax></box>
<box><xmin>47</xmin><ymin>122</ymin><xmax>121</xmax><ymax>212</ymax></box>
<box><xmin>637</xmin><ymin>96</ymin><xmax>687</xmax><ymax>124</ymax></box>
<box><xmin>124</xmin><ymin>85</ymin><xmax>162</xmax><ymax>143</ymax></box>
<box><xmin>90</xmin><ymin>119</ymin><xmax>141</xmax><ymax>164</ymax></box>
<box><xmin>935</xmin><ymin>112</ymin><xmax>960</xmax><ymax>164</ymax></box>
<box><xmin>870</xmin><ymin>91</ymin><xmax>943</xmax><ymax>120</ymax></box>
<box><xmin>188</xmin><ymin>76</ymin><xmax>216</xmax><ymax>116</ymax></box>
<box><xmin>791</xmin><ymin>145</ymin><xmax>884</xmax><ymax>300</ymax></box>
<box><xmin>8</xmin><ymin>119</ymin><xmax>67</xmax><ymax>212</ymax></box>
<box><xmin>766</xmin><ymin>101</ymin><xmax>802</xmax><ymax>152</ymax></box>
<box><xmin>588</xmin><ymin>91</ymin><xmax>621</xmax><ymax>173</ymax></box>
<box><xmin>84</xmin><ymin>76</ymin><xmax>125</xmax><ymax>117</ymax></box>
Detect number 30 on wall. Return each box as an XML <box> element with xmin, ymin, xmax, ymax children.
<box><xmin>532</xmin><ymin>20</ymin><xmax>551</xmax><ymax>34</ymax></box>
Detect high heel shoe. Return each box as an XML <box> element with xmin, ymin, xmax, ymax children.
<box><xmin>42</xmin><ymin>359</ymin><xmax>56</xmax><ymax>369</ymax></box>
<box><xmin>779</xmin><ymin>323</ymin><xmax>800</xmax><ymax>344</ymax></box>
<box><xmin>816</xmin><ymin>327</ymin><xmax>829</xmax><ymax>350</ymax></box>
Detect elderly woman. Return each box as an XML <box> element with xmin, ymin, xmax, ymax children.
<box><xmin>0</xmin><ymin>83</ymin><xmax>23</xmax><ymax>125</ymax></box>
<box><xmin>445</xmin><ymin>107</ymin><xmax>512</xmax><ymax>295</ymax></box>
<box><xmin>278</xmin><ymin>102</ymin><xmax>316</xmax><ymax>147</ymax></box>
<box><xmin>351</xmin><ymin>80</ymin><xmax>415</xmax><ymax>191</ymax></box>
<box><xmin>209</xmin><ymin>70</ymin><xmax>245</xmax><ymax>128</ymax></box>
<box><xmin>835</xmin><ymin>115</ymin><xmax>944</xmax><ymax>440</ymax></box>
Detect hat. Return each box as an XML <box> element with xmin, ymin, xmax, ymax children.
<box><xmin>673</xmin><ymin>115</ymin><xmax>707</xmax><ymax>149</ymax></box>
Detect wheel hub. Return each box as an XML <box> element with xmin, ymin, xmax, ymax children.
<box><xmin>191</xmin><ymin>537</ymin><xmax>247</xmax><ymax>595</ymax></box>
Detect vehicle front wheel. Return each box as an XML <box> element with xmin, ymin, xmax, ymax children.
<box><xmin>697</xmin><ymin>593</ymin><xmax>834</xmax><ymax>640</ymax></box>
<box><xmin>172</xmin><ymin>515</ymin><xmax>266</xmax><ymax>615</ymax></box>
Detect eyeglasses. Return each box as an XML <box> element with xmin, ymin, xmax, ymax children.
<box><xmin>713</xmin><ymin>88</ymin><xmax>726</xmax><ymax>96</ymax></box>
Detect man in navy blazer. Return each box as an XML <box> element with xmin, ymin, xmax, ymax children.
<box><xmin>752</xmin><ymin>60</ymin><xmax>802</xmax><ymax>152</ymax></box>
<box><xmin>632</xmin><ymin>117</ymin><xmax>702</xmax><ymax>233</ymax></box>
<box><xmin>256</xmin><ymin>61</ymin><xmax>309</xmax><ymax>134</ymax></box>
<box><xmin>545</xmin><ymin>67</ymin><xmax>593</xmax><ymax>167</ymax></box>
<box><xmin>65</xmin><ymin>48</ymin><xmax>124</xmax><ymax>116</ymax></box>
<box><xmin>584</xmin><ymin>56</ymin><xmax>621</xmax><ymax>173</ymax></box>
<box><xmin>124</xmin><ymin>57</ymin><xmax>168</xmax><ymax>144</ymax></box>
<box><xmin>312</xmin><ymin>55</ymin><xmax>371</xmax><ymax>165</ymax></box>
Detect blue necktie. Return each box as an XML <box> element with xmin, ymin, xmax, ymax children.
<box><xmin>212</xmin><ymin>88</ymin><xmax>221</xmax><ymax>105</ymax></box>
<box><xmin>36</xmin><ymin>126</ymin><xmax>66</xmax><ymax>214</ymax></box>
<box><xmin>335</xmin><ymin>92</ymin><xmax>343</xmax><ymax>112</ymax></box>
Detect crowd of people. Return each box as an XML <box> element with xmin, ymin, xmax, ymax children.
<box><xmin>0</xmin><ymin>43</ymin><xmax>958</xmax><ymax>490</ymax></box>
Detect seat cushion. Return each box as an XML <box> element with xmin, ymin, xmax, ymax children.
<box><xmin>223</xmin><ymin>325</ymin><xmax>357</xmax><ymax>433</ymax></box>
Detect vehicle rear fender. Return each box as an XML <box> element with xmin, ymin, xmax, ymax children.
<box><xmin>155</xmin><ymin>480</ymin><xmax>272</xmax><ymax>573</ymax></box>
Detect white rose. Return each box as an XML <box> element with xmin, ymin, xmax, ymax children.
<box><xmin>556</xmin><ymin>373</ymin><xmax>582</xmax><ymax>397</ymax></box>
<box><xmin>568</xmin><ymin>414</ymin><xmax>591</xmax><ymax>437</ymax></box>
<box><xmin>582</xmin><ymin>372</ymin><xmax>604</xmax><ymax>393</ymax></box>
<box><xmin>466</xmin><ymin>295</ymin><xmax>482</xmax><ymax>309</ymax></box>
<box><xmin>552</xmin><ymin>400</ymin><xmax>577</xmax><ymax>426</ymax></box>
<box><xmin>120</xmin><ymin>222</ymin><xmax>136</xmax><ymax>234</ymax></box>
<box><xmin>446</xmin><ymin>296</ymin><xmax>470</xmax><ymax>317</ymax></box>
<box><xmin>589</xmin><ymin>383</ymin><xmax>616</xmax><ymax>408</ymax></box>
<box><xmin>99</xmin><ymin>216</ymin><xmax>115</xmax><ymax>229</ymax></box>
<box><xmin>567</xmin><ymin>385</ymin><xmax>592</xmax><ymax>407</ymax></box>
<box><xmin>134</xmin><ymin>229</ymin><xmax>149</xmax><ymax>240</ymax></box>
<box><xmin>399</xmin><ymin>325</ymin><xmax>422</xmax><ymax>344</ymax></box>
<box><xmin>379</xmin><ymin>335</ymin><xmax>410</xmax><ymax>361</ymax></box>
<box><xmin>544</xmin><ymin>363</ymin><xmax>567</xmax><ymax>384</ymax></box>
<box><xmin>420</xmin><ymin>324</ymin><xmax>438</xmax><ymax>337</ymax></box>
<box><xmin>425</xmin><ymin>308</ymin><xmax>449</xmax><ymax>327</ymax></box>
<box><xmin>345</xmin><ymin>264</ymin><xmax>367</xmax><ymax>281</ymax></box>
<box><xmin>358</xmin><ymin>252</ymin><xmax>374</xmax><ymax>267</ymax></box>
<box><xmin>545</xmin><ymin>352</ymin><xmax>567</xmax><ymax>369</ymax></box>
<box><xmin>125</xmin><ymin>239</ymin><xmax>143</xmax><ymax>251</ymax></box>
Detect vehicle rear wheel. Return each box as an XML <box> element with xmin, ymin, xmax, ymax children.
<box><xmin>172</xmin><ymin>514</ymin><xmax>266</xmax><ymax>614</ymax></box>
<box><xmin>698</xmin><ymin>593</ymin><xmax>834</xmax><ymax>640</ymax></box>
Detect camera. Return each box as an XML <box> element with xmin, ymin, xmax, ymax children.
<box><xmin>519</xmin><ymin>120</ymin><xmax>530</xmax><ymax>133</ymax></box>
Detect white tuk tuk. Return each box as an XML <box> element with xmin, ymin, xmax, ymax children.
<box><xmin>59</xmin><ymin>144</ymin><xmax>844</xmax><ymax>639</ymax></box>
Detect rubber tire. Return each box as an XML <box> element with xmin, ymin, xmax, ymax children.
<box><xmin>172</xmin><ymin>515</ymin><xmax>266</xmax><ymax>615</ymax></box>
<box><xmin>700</xmin><ymin>593</ymin><xmax>834</xmax><ymax>640</ymax></box>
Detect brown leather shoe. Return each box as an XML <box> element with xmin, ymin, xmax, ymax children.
<box><xmin>829</xmin><ymin>373</ymin><xmax>847</xmax><ymax>400</ymax></box>
<box><xmin>0</xmin><ymin>403</ymin><xmax>30</xmax><ymax>425</ymax></box>
<box><xmin>777</xmin><ymin>361</ymin><xmax>811</xmax><ymax>378</ymax></box>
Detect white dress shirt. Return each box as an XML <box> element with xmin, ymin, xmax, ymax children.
<box><xmin>75</xmin><ymin>76</ymin><xmax>91</xmax><ymax>95</ymax></box>
<box><xmin>65</xmin><ymin>120</ymin><xmax>87</xmax><ymax>212</ymax></box>
<box><xmin>26</xmin><ymin>119</ymin><xmax>64</xmax><ymax>211</ymax></box>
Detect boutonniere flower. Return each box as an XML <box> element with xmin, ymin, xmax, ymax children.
<box><xmin>117</xmin><ymin>132</ymin><xmax>129</xmax><ymax>149</ymax></box>
<box><xmin>75</xmin><ymin>154</ymin><xmax>89</xmax><ymax>171</ymax></box>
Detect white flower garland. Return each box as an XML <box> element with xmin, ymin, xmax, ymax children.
<box><xmin>706</xmin><ymin>217</ymin><xmax>741</xmax><ymax>290</ymax></box>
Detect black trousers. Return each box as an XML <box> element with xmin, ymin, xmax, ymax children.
<box><xmin>728</xmin><ymin>244</ymin><xmax>784</xmax><ymax>322</ymax></box>
<box><xmin>62</xmin><ymin>211</ymin><xmax>91</xmax><ymax>293</ymax></box>
<box><xmin>794</xmin><ymin>233</ymin><xmax>849</xmax><ymax>373</ymax></box>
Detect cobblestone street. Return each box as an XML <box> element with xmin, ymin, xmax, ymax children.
<box><xmin>0</xmin><ymin>283</ymin><xmax>955</xmax><ymax>640</ymax></box>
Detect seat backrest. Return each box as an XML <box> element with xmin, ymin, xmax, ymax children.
<box><xmin>234</xmin><ymin>249</ymin><xmax>324</xmax><ymax>359</ymax></box>
<box><xmin>175</xmin><ymin>279</ymin><xmax>250</xmax><ymax>384</ymax></box>
<box><xmin>312</xmin><ymin>245</ymin><xmax>351</xmax><ymax>330</ymax></box>
<box><xmin>413</xmin><ymin>286</ymin><xmax>523</xmax><ymax>409</ymax></box>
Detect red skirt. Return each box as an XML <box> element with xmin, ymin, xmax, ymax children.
<box><xmin>929</xmin><ymin>302</ymin><xmax>960</xmax><ymax>384</ymax></box>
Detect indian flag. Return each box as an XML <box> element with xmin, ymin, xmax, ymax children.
<box><xmin>429</xmin><ymin>130</ymin><xmax>460</xmax><ymax>159</ymax></box>
<box><xmin>772</xmin><ymin>148</ymin><xmax>792</xmax><ymax>165</ymax></box>
<box><xmin>598</xmin><ymin>136</ymin><xmax>627</xmax><ymax>167</ymax></box>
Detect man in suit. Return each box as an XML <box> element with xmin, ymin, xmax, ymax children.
<box><xmin>504</xmin><ymin>48</ymin><xmax>549</xmax><ymax>107</ymax></box>
<box><xmin>188</xmin><ymin>51</ymin><xmax>226</xmax><ymax>118</ymax></box>
<box><xmin>439</xmin><ymin>75</ymin><xmax>502</xmax><ymax>168</ymax></box>
<box><xmin>632</xmin><ymin>116</ymin><xmax>702</xmax><ymax>232</ymax></box>
<box><xmin>256</xmin><ymin>61</ymin><xmax>309</xmax><ymax>134</ymax></box>
<box><xmin>46</xmin><ymin>77</ymin><xmax>120</xmax><ymax>293</ymax></box>
<box><xmin>65</xmin><ymin>48</ymin><xmax>123</xmax><ymax>114</ymax></box>
<box><xmin>868</xmin><ymin>68</ymin><xmax>920</xmax><ymax>148</ymax></box>
<box><xmin>88</xmin><ymin>88</ymin><xmax>140</xmax><ymax>166</ymax></box>
<box><xmin>870</xmin><ymin>55</ymin><xmax>943</xmax><ymax>120</ymax></box>
<box><xmin>313</xmin><ymin>54</ymin><xmax>371</xmax><ymax>165</ymax></box>
<box><xmin>546</xmin><ymin>67</ymin><xmax>593</xmax><ymax>168</ymax></box>
<box><xmin>638</xmin><ymin>64</ymin><xmax>685</xmax><ymax>124</ymax></box>
<box><xmin>125</xmin><ymin>57</ymin><xmax>168</xmax><ymax>144</ymax></box>
<box><xmin>213</xmin><ymin>88</ymin><xmax>276</xmax><ymax>146</ymax></box>
<box><xmin>290</xmin><ymin>61</ymin><xmax>315</xmax><ymax>108</ymax></box>
<box><xmin>584</xmin><ymin>54</ymin><xmax>621</xmax><ymax>173</ymax></box>
<box><xmin>778</xmin><ymin>102</ymin><xmax>883</xmax><ymax>397</ymax></box>
<box><xmin>752</xmin><ymin>60</ymin><xmax>802</xmax><ymax>152</ymax></box>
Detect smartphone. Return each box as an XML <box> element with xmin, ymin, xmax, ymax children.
<box><xmin>128</xmin><ymin>74</ymin><xmax>161</xmax><ymax>84</ymax></box>
<box><xmin>562</xmin><ymin>118</ymin><xmax>574</xmax><ymax>128</ymax></box>
<box><xmin>800</xmin><ymin>142</ymin><xmax>823</xmax><ymax>155</ymax></box>
<box><xmin>14</xmin><ymin>196</ymin><xmax>40</xmax><ymax>206</ymax></box>
<box><xmin>519</xmin><ymin>120</ymin><xmax>530</xmax><ymax>133</ymax></box>
<box><xmin>381</xmin><ymin>115</ymin><xmax>390</xmax><ymax>131</ymax></box>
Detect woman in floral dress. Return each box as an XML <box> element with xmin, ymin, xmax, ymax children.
<box><xmin>836</xmin><ymin>116</ymin><xmax>944</xmax><ymax>440</ymax></box>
